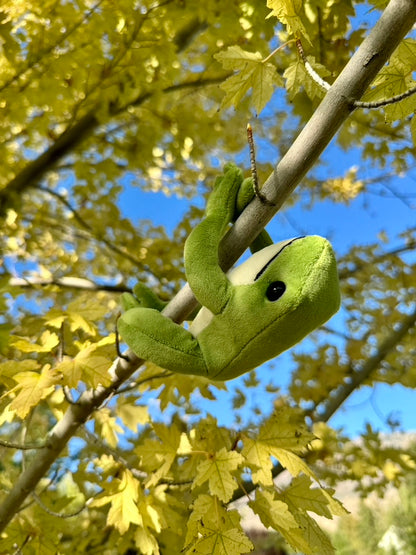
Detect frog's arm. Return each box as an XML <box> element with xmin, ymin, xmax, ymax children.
<box><xmin>118</xmin><ymin>281</ymin><xmax>207</xmax><ymax>373</ymax></box>
<box><xmin>184</xmin><ymin>163</ymin><xmax>243</xmax><ymax>314</ymax></box>
<box><xmin>117</xmin><ymin>305</ymin><xmax>206</xmax><ymax>374</ymax></box>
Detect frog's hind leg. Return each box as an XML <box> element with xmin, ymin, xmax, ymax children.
<box><xmin>118</xmin><ymin>307</ymin><xmax>207</xmax><ymax>376</ymax></box>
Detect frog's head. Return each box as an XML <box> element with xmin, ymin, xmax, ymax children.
<box><xmin>228</xmin><ymin>235</ymin><xmax>340</xmax><ymax>368</ymax></box>
<box><xmin>216</xmin><ymin>235</ymin><xmax>341</xmax><ymax>378</ymax></box>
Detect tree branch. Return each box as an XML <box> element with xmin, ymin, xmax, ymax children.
<box><xmin>0</xmin><ymin>438</ymin><xmax>46</xmax><ymax>450</ymax></box>
<box><xmin>338</xmin><ymin>237</ymin><xmax>416</xmax><ymax>280</ymax></box>
<box><xmin>314</xmin><ymin>304</ymin><xmax>416</xmax><ymax>422</ymax></box>
<box><xmin>0</xmin><ymin>74</ymin><xmax>226</xmax><ymax>217</ymax></box>
<box><xmin>0</xmin><ymin>0</ymin><xmax>415</xmax><ymax>534</ymax></box>
<box><xmin>9</xmin><ymin>276</ymin><xmax>130</xmax><ymax>293</ymax></box>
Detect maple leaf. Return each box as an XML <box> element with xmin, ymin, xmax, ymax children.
<box><xmin>266</xmin><ymin>0</ymin><xmax>308</xmax><ymax>38</ymax></box>
<box><xmin>187</xmin><ymin>527</ymin><xmax>253</xmax><ymax>555</ymax></box>
<box><xmin>214</xmin><ymin>45</ymin><xmax>282</xmax><ymax>114</ymax></box>
<box><xmin>249</xmin><ymin>489</ymin><xmax>299</xmax><ymax>531</ymax></box>
<box><xmin>185</xmin><ymin>495</ymin><xmax>253</xmax><ymax>555</ymax></box>
<box><xmin>90</xmin><ymin>469</ymin><xmax>142</xmax><ymax>535</ymax></box>
<box><xmin>0</xmin><ymin>359</ymin><xmax>39</xmax><ymax>389</ymax></box>
<box><xmin>134</xmin><ymin>527</ymin><xmax>160</xmax><ymax>555</ymax></box>
<box><xmin>56</xmin><ymin>337</ymin><xmax>114</xmax><ymax>388</ymax></box>
<box><xmin>138</xmin><ymin>422</ymin><xmax>183</xmax><ymax>486</ymax></box>
<box><xmin>283</xmin><ymin>511</ymin><xmax>335</xmax><ymax>555</ymax></box>
<box><xmin>242</xmin><ymin>406</ymin><xmax>316</xmax><ymax>485</ymax></box>
<box><xmin>116</xmin><ymin>400</ymin><xmax>149</xmax><ymax>431</ymax></box>
<box><xmin>9</xmin><ymin>364</ymin><xmax>62</xmax><ymax>419</ymax></box>
<box><xmin>288</xmin><ymin>475</ymin><xmax>334</xmax><ymax>516</ymax></box>
<box><xmin>267</xmin><ymin>475</ymin><xmax>346</xmax><ymax>554</ymax></box>
<box><xmin>192</xmin><ymin>447</ymin><xmax>244</xmax><ymax>502</ymax></box>
<box><xmin>11</xmin><ymin>330</ymin><xmax>59</xmax><ymax>353</ymax></box>
<box><xmin>94</xmin><ymin>407</ymin><xmax>124</xmax><ymax>448</ymax></box>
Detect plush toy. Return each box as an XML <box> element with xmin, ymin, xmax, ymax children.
<box><xmin>118</xmin><ymin>164</ymin><xmax>340</xmax><ymax>381</ymax></box>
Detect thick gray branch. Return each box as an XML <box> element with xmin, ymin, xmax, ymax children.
<box><xmin>0</xmin><ymin>0</ymin><xmax>415</xmax><ymax>534</ymax></box>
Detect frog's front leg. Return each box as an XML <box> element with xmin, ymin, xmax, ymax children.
<box><xmin>121</xmin><ymin>283</ymin><xmax>167</xmax><ymax>311</ymax></box>
<box><xmin>117</xmin><ymin>307</ymin><xmax>207</xmax><ymax>376</ymax></box>
<box><xmin>184</xmin><ymin>164</ymin><xmax>243</xmax><ymax>315</ymax></box>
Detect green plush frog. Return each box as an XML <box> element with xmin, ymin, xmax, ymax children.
<box><xmin>118</xmin><ymin>164</ymin><xmax>340</xmax><ymax>381</ymax></box>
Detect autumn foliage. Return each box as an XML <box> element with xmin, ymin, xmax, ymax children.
<box><xmin>1</xmin><ymin>1</ymin><xmax>416</xmax><ymax>554</ymax></box>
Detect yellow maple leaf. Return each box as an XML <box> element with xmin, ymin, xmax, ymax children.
<box><xmin>249</xmin><ymin>489</ymin><xmax>298</xmax><ymax>531</ymax></box>
<box><xmin>187</xmin><ymin>527</ymin><xmax>253</xmax><ymax>555</ymax></box>
<box><xmin>9</xmin><ymin>364</ymin><xmax>62</xmax><ymax>418</ymax></box>
<box><xmin>91</xmin><ymin>469</ymin><xmax>142</xmax><ymax>534</ymax></box>
<box><xmin>266</xmin><ymin>0</ymin><xmax>308</xmax><ymax>38</ymax></box>
<box><xmin>117</xmin><ymin>400</ymin><xmax>149</xmax><ymax>431</ymax></box>
<box><xmin>273</xmin><ymin>476</ymin><xmax>344</xmax><ymax>554</ymax></box>
<box><xmin>134</xmin><ymin>527</ymin><xmax>160</xmax><ymax>555</ymax></box>
<box><xmin>192</xmin><ymin>447</ymin><xmax>244</xmax><ymax>503</ymax></box>
<box><xmin>214</xmin><ymin>45</ymin><xmax>282</xmax><ymax>114</ymax></box>
<box><xmin>11</xmin><ymin>330</ymin><xmax>59</xmax><ymax>353</ymax></box>
<box><xmin>323</xmin><ymin>168</ymin><xmax>364</xmax><ymax>203</ymax></box>
<box><xmin>138</xmin><ymin>422</ymin><xmax>183</xmax><ymax>487</ymax></box>
<box><xmin>0</xmin><ymin>359</ymin><xmax>39</xmax><ymax>389</ymax></box>
<box><xmin>185</xmin><ymin>494</ymin><xmax>252</xmax><ymax>555</ymax></box>
<box><xmin>94</xmin><ymin>407</ymin><xmax>124</xmax><ymax>448</ymax></box>
<box><xmin>56</xmin><ymin>338</ymin><xmax>114</xmax><ymax>388</ymax></box>
<box><xmin>242</xmin><ymin>406</ymin><xmax>316</xmax><ymax>485</ymax></box>
<box><xmin>280</xmin><ymin>475</ymin><xmax>333</xmax><ymax>518</ymax></box>
<box><xmin>284</xmin><ymin>511</ymin><xmax>335</xmax><ymax>555</ymax></box>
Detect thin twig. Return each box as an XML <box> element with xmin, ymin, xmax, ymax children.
<box><xmin>246</xmin><ymin>123</ymin><xmax>275</xmax><ymax>206</ymax></box>
<box><xmin>296</xmin><ymin>39</ymin><xmax>331</xmax><ymax>92</ymax></box>
<box><xmin>0</xmin><ymin>439</ymin><xmax>46</xmax><ymax>450</ymax></box>
<box><xmin>297</xmin><ymin>38</ymin><xmax>416</xmax><ymax>109</ymax></box>
<box><xmin>32</xmin><ymin>491</ymin><xmax>86</xmax><ymax>519</ymax></box>
<box><xmin>353</xmin><ymin>84</ymin><xmax>416</xmax><ymax>108</ymax></box>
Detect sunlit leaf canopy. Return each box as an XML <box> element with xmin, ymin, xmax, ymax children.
<box><xmin>1</xmin><ymin>0</ymin><xmax>416</xmax><ymax>553</ymax></box>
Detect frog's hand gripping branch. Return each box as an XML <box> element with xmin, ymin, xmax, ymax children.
<box><xmin>117</xmin><ymin>165</ymin><xmax>242</xmax><ymax>376</ymax></box>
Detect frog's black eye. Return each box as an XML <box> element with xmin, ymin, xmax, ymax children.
<box><xmin>266</xmin><ymin>281</ymin><xmax>286</xmax><ymax>301</ymax></box>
